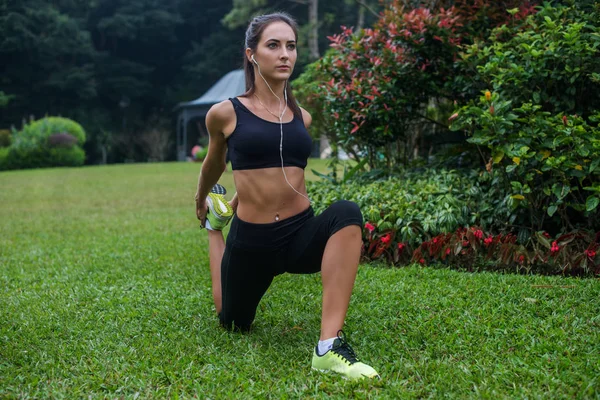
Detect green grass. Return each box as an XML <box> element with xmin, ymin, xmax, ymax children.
<box><xmin>1</xmin><ymin>160</ymin><xmax>599</xmax><ymax>399</ymax></box>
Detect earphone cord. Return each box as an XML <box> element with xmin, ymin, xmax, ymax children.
<box><xmin>254</xmin><ymin>61</ymin><xmax>311</xmax><ymax>204</ymax></box>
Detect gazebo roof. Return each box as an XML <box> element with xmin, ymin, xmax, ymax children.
<box><xmin>175</xmin><ymin>69</ymin><xmax>246</xmax><ymax>110</ymax></box>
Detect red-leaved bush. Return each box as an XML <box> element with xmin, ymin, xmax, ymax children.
<box><xmin>362</xmin><ymin>223</ymin><xmax>599</xmax><ymax>276</ymax></box>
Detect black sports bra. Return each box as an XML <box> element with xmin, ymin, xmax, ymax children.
<box><xmin>226</xmin><ymin>97</ymin><xmax>312</xmax><ymax>171</ymax></box>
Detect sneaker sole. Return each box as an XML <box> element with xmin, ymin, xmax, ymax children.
<box><xmin>206</xmin><ymin>195</ymin><xmax>233</xmax><ymax>220</ymax></box>
<box><xmin>311</xmin><ymin>367</ymin><xmax>379</xmax><ymax>380</ymax></box>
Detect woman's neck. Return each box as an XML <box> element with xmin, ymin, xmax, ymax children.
<box><xmin>253</xmin><ymin>78</ymin><xmax>286</xmax><ymax>106</ymax></box>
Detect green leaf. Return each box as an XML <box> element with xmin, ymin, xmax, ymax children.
<box><xmin>547</xmin><ymin>205</ymin><xmax>558</xmax><ymax>217</ymax></box>
<box><xmin>590</xmin><ymin>158</ymin><xmax>600</xmax><ymax>174</ymax></box>
<box><xmin>492</xmin><ymin>150</ymin><xmax>505</xmax><ymax>164</ymax></box>
<box><xmin>535</xmin><ymin>232</ymin><xmax>551</xmax><ymax>249</ymax></box>
<box><xmin>311</xmin><ymin>169</ymin><xmax>336</xmax><ymax>183</ymax></box>
<box><xmin>342</xmin><ymin>158</ymin><xmax>368</xmax><ymax>183</ymax></box>
<box><xmin>586</xmin><ymin>196</ymin><xmax>599</xmax><ymax>212</ymax></box>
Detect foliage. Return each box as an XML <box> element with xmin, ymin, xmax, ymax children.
<box><xmin>362</xmin><ymin>223</ymin><xmax>599</xmax><ymax>276</ymax></box>
<box><xmin>2</xmin><ymin>146</ymin><xmax>85</xmax><ymax>170</ymax></box>
<box><xmin>0</xmin><ymin>147</ymin><xmax>8</xmax><ymax>170</ymax></box>
<box><xmin>2</xmin><ymin>117</ymin><xmax>87</xmax><ymax>170</ymax></box>
<box><xmin>47</xmin><ymin>133</ymin><xmax>78</xmax><ymax>148</ymax></box>
<box><xmin>194</xmin><ymin>147</ymin><xmax>208</xmax><ymax>162</ymax></box>
<box><xmin>0</xmin><ymin>129</ymin><xmax>12</xmax><ymax>148</ymax></box>
<box><xmin>295</xmin><ymin>0</ymin><xmax>538</xmax><ymax>169</ymax></box>
<box><xmin>458</xmin><ymin>2</ymin><xmax>600</xmax><ymax>119</ymax></box>
<box><xmin>450</xmin><ymin>0</ymin><xmax>537</xmax><ymax>41</ymax></box>
<box><xmin>135</xmin><ymin>117</ymin><xmax>172</xmax><ymax>162</ymax></box>
<box><xmin>410</xmin><ymin>227</ymin><xmax>599</xmax><ymax>276</ymax></box>
<box><xmin>308</xmin><ymin>5</ymin><xmax>464</xmax><ymax>169</ymax></box>
<box><xmin>0</xmin><ymin>0</ymin><xmax>377</xmax><ymax>164</ymax></box>
<box><xmin>19</xmin><ymin>117</ymin><xmax>86</xmax><ymax>145</ymax></box>
<box><xmin>450</xmin><ymin>3</ymin><xmax>600</xmax><ymax>233</ymax></box>
<box><xmin>308</xmin><ymin>168</ymin><xmax>514</xmax><ymax>245</ymax></box>
<box><xmin>0</xmin><ymin>91</ymin><xmax>15</xmax><ymax>107</ymax></box>
<box><xmin>452</xmin><ymin>94</ymin><xmax>600</xmax><ymax>232</ymax></box>
<box><xmin>308</xmin><ymin>166</ymin><xmax>599</xmax><ymax>276</ymax></box>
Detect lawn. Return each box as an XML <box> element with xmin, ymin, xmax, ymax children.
<box><xmin>1</xmin><ymin>161</ymin><xmax>599</xmax><ymax>399</ymax></box>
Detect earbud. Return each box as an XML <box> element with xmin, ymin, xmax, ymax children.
<box><xmin>251</xmin><ymin>54</ymin><xmax>259</xmax><ymax>66</ymax></box>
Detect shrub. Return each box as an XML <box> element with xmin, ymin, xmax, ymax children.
<box><xmin>3</xmin><ymin>117</ymin><xmax>87</xmax><ymax>170</ymax></box>
<box><xmin>2</xmin><ymin>146</ymin><xmax>85</xmax><ymax>170</ymax></box>
<box><xmin>310</xmin><ymin>6</ymin><xmax>464</xmax><ymax>169</ymax></box>
<box><xmin>295</xmin><ymin>0</ymin><xmax>537</xmax><ymax>169</ymax></box>
<box><xmin>194</xmin><ymin>147</ymin><xmax>208</xmax><ymax>161</ymax></box>
<box><xmin>308</xmin><ymin>169</ymin><xmax>598</xmax><ymax>276</ymax></box>
<box><xmin>307</xmin><ymin>168</ymin><xmax>513</xmax><ymax>245</ymax></box>
<box><xmin>20</xmin><ymin>117</ymin><xmax>86</xmax><ymax>145</ymax></box>
<box><xmin>0</xmin><ymin>147</ymin><xmax>8</xmax><ymax>170</ymax></box>
<box><xmin>458</xmin><ymin>3</ymin><xmax>600</xmax><ymax>120</ymax></box>
<box><xmin>448</xmin><ymin>3</ymin><xmax>600</xmax><ymax>234</ymax></box>
<box><xmin>452</xmin><ymin>95</ymin><xmax>600</xmax><ymax>233</ymax></box>
<box><xmin>410</xmin><ymin>228</ymin><xmax>600</xmax><ymax>276</ymax></box>
<box><xmin>0</xmin><ymin>129</ymin><xmax>11</xmax><ymax>148</ymax></box>
<box><xmin>47</xmin><ymin>133</ymin><xmax>78</xmax><ymax>148</ymax></box>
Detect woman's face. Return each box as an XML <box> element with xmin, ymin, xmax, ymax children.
<box><xmin>251</xmin><ymin>21</ymin><xmax>297</xmax><ymax>81</ymax></box>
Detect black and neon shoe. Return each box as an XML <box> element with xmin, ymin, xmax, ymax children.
<box><xmin>311</xmin><ymin>331</ymin><xmax>379</xmax><ymax>380</ymax></box>
<box><xmin>205</xmin><ymin>183</ymin><xmax>233</xmax><ymax>231</ymax></box>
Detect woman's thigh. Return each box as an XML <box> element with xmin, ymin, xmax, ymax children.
<box><xmin>284</xmin><ymin>200</ymin><xmax>363</xmax><ymax>274</ymax></box>
<box><xmin>219</xmin><ymin>242</ymin><xmax>276</xmax><ymax>331</ymax></box>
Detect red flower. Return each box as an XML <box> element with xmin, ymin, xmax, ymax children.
<box><xmin>398</xmin><ymin>242</ymin><xmax>405</xmax><ymax>252</ymax></box>
<box><xmin>484</xmin><ymin>237</ymin><xmax>493</xmax><ymax>246</ymax></box>
<box><xmin>445</xmin><ymin>248</ymin><xmax>451</xmax><ymax>256</ymax></box>
<box><xmin>381</xmin><ymin>233</ymin><xmax>391</xmax><ymax>244</ymax></box>
<box><xmin>551</xmin><ymin>241</ymin><xmax>560</xmax><ymax>254</ymax></box>
<box><xmin>543</xmin><ymin>232</ymin><xmax>550</xmax><ymax>238</ymax></box>
<box><xmin>419</xmin><ymin>258</ymin><xmax>425</xmax><ymax>264</ymax></box>
<box><xmin>365</xmin><ymin>222</ymin><xmax>375</xmax><ymax>232</ymax></box>
<box><xmin>585</xmin><ymin>249</ymin><xmax>596</xmax><ymax>259</ymax></box>
<box><xmin>518</xmin><ymin>255</ymin><xmax>525</xmax><ymax>264</ymax></box>
<box><xmin>433</xmin><ymin>237</ymin><xmax>438</xmax><ymax>244</ymax></box>
<box><xmin>474</xmin><ymin>229</ymin><xmax>483</xmax><ymax>240</ymax></box>
<box><xmin>562</xmin><ymin>115</ymin><xmax>568</xmax><ymax>126</ymax></box>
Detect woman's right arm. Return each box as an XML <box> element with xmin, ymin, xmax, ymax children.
<box><xmin>195</xmin><ymin>101</ymin><xmax>232</xmax><ymax>223</ymax></box>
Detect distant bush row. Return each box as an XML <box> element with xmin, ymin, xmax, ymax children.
<box><xmin>0</xmin><ymin>117</ymin><xmax>86</xmax><ymax>171</ymax></box>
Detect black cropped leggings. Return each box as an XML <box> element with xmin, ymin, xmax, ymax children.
<box><xmin>219</xmin><ymin>200</ymin><xmax>363</xmax><ymax>332</ymax></box>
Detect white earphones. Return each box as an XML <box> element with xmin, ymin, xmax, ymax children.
<box><xmin>251</xmin><ymin>53</ymin><xmax>311</xmax><ymax>204</ymax></box>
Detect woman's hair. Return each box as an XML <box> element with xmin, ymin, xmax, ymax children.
<box><xmin>242</xmin><ymin>12</ymin><xmax>302</xmax><ymax>118</ymax></box>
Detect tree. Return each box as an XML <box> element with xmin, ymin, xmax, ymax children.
<box><xmin>222</xmin><ymin>0</ymin><xmax>380</xmax><ymax>62</ymax></box>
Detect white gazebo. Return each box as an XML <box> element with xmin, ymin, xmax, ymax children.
<box><xmin>174</xmin><ymin>69</ymin><xmax>246</xmax><ymax>161</ymax></box>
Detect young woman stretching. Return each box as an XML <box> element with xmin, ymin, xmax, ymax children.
<box><xmin>194</xmin><ymin>12</ymin><xmax>378</xmax><ymax>380</ymax></box>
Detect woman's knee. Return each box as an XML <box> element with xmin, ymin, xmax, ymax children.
<box><xmin>328</xmin><ymin>200</ymin><xmax>363</xmax><ymax>226</ymax></box>
<box><xmin>219</xmin><ymin>312</ymin><xmax>253</xmax><ymax>333</ymax></box>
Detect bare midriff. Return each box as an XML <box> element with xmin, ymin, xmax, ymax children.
<box><xmin>233</xmin><ymin>166</ymin><xmax>310</xmax><ymax>224</ymax></box>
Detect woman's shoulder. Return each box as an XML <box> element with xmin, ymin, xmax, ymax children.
<box><xmin>206</xmin><ymin>99</ymin><xmax>237</xmax><ymax>137</ymax></box>
<box><xmin>299</xmin><ymin>106</ymin><xmax>312</xmax><ymax>129</ymax></box>
<box><xmin>207</xmin><ymin>99</ymin><xmax>236</xmax><ymax>123</ymax></box>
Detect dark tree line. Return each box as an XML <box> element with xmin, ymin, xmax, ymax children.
<box><xmin>0</xmin><ymin>0</ymin><xmax>379</xmax><ymax>163</ymax></box>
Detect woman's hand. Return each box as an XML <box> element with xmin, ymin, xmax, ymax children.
<box><xmin>195</xmin><ymin>194</ymin><xmax>208</xmax><ymax>228</ymax></box>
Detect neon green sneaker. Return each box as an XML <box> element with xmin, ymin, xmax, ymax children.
<box><xmin>205</xmin><ymin>184</ymin><xmax>233</xmax><ymax>231</ymax></box>
<box><xmin>311</xmin><ymin>331</ymin><xmax>379</xmax><ymax>380</ymax></box>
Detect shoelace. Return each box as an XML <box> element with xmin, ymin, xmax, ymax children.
<box><xmin>332</xmin><ymin>330</ymin><xmax>359</xmax><ymax>364</ymax></box>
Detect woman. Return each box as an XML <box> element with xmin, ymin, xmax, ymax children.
<box><xmin>194</xmin><ymin>12</ymin><xmax>378</xmax><ymax>380</ymax></box>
